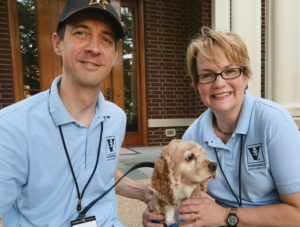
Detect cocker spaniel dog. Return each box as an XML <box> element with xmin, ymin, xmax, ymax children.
<box><xmin>150</xmin><ymin>139</ymin><xmax>217</xmax><ymax>226</ymax></box>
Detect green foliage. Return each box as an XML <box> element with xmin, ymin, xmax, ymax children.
<box><xmin>17</xmin><ymin>0</ymin><xmax>40</xmax><ymax>93</ymax></box>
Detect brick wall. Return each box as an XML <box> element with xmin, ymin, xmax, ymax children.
<box><xmin>0</xmin><ymin>0</ymin><xmax>15</xmax><ymax>109</ymax></box>
<box><xmin>144</xmin><ymin>0</ymin><xmax>189</xmax><ymax>119</ymax></box>
<box><xmin>144</xmin><ymin>0</ymin><xmax>211</xmax><ymax>145</ymax></box>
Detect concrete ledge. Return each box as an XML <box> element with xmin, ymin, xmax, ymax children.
<box><xmin>294</xmin><ymin>117</ymin><xmax>300</xmax><ymax>128</ymax></box>
<box><xmin>148</xmin><ymin>118</ymin><xmax>196</xmax><ymax>128</ymax></box>
<box><xmin>284</xmin><ymin>103</ymin><xmax>300</xmax><ymax>117</ymax></box>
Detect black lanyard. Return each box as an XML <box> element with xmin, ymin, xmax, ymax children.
<box><xmin>214</xmin><ymin>134</ymin><xmax>244</xmax><ymax>207</ymax></box>
<box><xmin>76</xmin><ymin>161</ymin><xmax>155</xmax><ymax>220</ymax></box>
<box><xmin>59</xmin><ymin>121</ymin><xmax>104</xmax><ymax>213</ymax></box>
<box><xmin>59</xmin><ymin>120</ymin><xmax>155</xmax><ymax>221</ymax></box>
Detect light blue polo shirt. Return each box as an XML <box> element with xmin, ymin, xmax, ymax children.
<box><xmin>0</xmin><ymin>76</ymin><xmax>126</xmax><ymax>226</ymax></box>
<box><xmin>183</xmin><ymin>92</ymin><xmax>300</xmax><ymax>208</ymax></box>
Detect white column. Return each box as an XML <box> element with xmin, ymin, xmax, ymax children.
<box><xmin>231</xmin><ymin>0</ymin><xmax>262</xmax><ymax>97</ymax></box>
<box><xmin>266</xmin><ymin>0</ymin><xmax>300</xmax><ymax>126</ymax></box>
<box><xmin>211</xmin><ymin>0</ymin><xmax>230</xmax><ymax>31</ymax></box>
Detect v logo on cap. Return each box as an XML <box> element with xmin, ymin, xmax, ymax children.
<box><xmin>89</xmin><ymin>0</ymin><xmax>109</xmax><ymax>9</ymax></box>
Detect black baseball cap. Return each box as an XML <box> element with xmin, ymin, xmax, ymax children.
<box><xmin>56</xmin><ymin>0</ymin><xmax>124</xmax><ymax>39</ymax></box>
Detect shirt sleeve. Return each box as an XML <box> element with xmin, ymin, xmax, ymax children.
<box><xmin>0</xmin><ymin>121</ymin><xmax>28</xmax><ymax>217</ymax></box>
<box><xmin>182</xmin><ymin>128</ymin><xmax>192</xmax><ymax>141</ymax></box>
<box><xmin>267</xmin><ymin>117</ymin><xmax>300</xmax><ymax>194</ymax></box>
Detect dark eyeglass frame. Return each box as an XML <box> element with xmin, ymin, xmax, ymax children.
<box><xmin>197</xmin><ymin>67</ymin><xmax>245</xmax><ymax>84</ymax></box>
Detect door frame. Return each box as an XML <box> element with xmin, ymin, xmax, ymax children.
<box><xmin>121</xmin><ymin>0</ymin><xmax>148</xmax><ymax>146</ymax></box>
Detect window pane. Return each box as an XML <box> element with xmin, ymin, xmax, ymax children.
<box><xmin>124</xmin><ymin>71</ymin><xmax>137</xmax><ymax>90</ymax></box>
<box><xmin>123</xmin><ymin>29</ymin><xmax>135</xmax><ymax>49</ymax></box>
<box><xmin>17</xmin><ymin>0</ymin><xmax>40</xmax><ymax>98</ymax></box>
<box><xmin>122</xmin><ymin>6</ymin><xmax>138</xmax><ymax>132</ymax></box>
<box><xmin>23</xmin><ymin>65</ymin><xmax>39</xmax><ymax>89</ymax></box>
<box><xmin>123</xmin><ymin>51</ymin><xmax>136</xmax><ymax>70</ymax></box>
<box><xmin>126</xmin><ymin>112</ymin><xmax>138</xmax><ymax>132</ymax></box>
<box><xmin>21</xmin><ymin>43</ymin><xmax>38</xmax><ymax>65</ymax></box>
<box><xmin>121</xmin><ymin>7</ymin><xmax>135</xmax><ymax>28</ymax></box>
<box><xmin>124</xmin><ymin>91</ymin><xmax>137</xmax><ymax>111</ymax></box>
<box><xmin>124</xmin><ymin>91</ymin><xmax>138</xmax><ymax>132</ymax></box>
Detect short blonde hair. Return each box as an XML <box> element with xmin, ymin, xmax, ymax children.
<box><xmin>186</xmin><ymin>27</ymin><xmax>251</xmax><ymax>88</ymax></box>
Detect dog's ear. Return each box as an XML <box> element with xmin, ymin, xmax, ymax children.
<box><xmin>150</xmin><ymin>151</ymin><xmax>176</xmax><ymax>205</ymax></box>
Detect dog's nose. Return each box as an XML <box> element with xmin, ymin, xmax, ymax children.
<box><xmin>208</xmin><ymin>162</ymin><xmax>217</xmax><ymax>172</ymax></box>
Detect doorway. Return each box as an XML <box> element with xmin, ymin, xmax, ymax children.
<box><xmin>8</xmin><ymin>0</ymin><xmax>147</xmax><ymax>146</ymax></box>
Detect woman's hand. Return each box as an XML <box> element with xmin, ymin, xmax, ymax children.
<box><xmin>179</xmin><ymin>191</ymin><xmax>228</xmax><ymax>226</ymax></box>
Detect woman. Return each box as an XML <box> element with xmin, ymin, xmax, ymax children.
<box><xmin>143</xmin><ymin>27</ymin><xmax>300</xmax><ymax>226</ymax></box>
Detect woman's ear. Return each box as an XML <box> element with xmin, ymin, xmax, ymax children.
<box><xmin>52</xmin><ymin>32</ymin><xmax>62</xmax><ymax>56</ymax></box>
<box><xmin>244</xmin><ymin>75</ymin><xmax>249</xmax><ymax>90</ymax></box>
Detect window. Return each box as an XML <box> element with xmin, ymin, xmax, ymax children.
<box><xmin>121</xmin><ymin>6</ymin><xmax>138</xmax><ymax>132</ymax></box>
<box><xmin>16</xmin><ymin>0</ymin><xmax>40</xmax><ymax>97</ymax></box>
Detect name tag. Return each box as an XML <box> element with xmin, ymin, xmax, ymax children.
<box><xmin>71</xmin><ymin>216</ymin><xmax>97</xmax><ymax>227</ymax></box>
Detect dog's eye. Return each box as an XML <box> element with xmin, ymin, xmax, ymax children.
<box><xmin>185</xmin><ymin>153</ymin><xmax>195</xmax><ymax>162</ymax></box>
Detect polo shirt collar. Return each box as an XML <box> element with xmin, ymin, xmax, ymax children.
<box><xmin>49</xmin><ymin>76</ymin><xmax>111</xmax><ymax>126</ymax></box>
<box><xmin>235</xmin><ymin>91</ymin><xmax>254</xmax><ymax>135</ymax></box>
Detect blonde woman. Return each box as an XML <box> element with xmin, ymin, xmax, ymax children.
<box><xmin>143</xmin><ymin>27</ymin><xmax>300</xmax><ymax>226</ymax></box>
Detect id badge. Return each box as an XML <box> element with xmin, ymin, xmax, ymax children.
<box><xmin>71</xmin><ymin>216</ymin><xmax>97</xmax><ymax>227</ymax></box>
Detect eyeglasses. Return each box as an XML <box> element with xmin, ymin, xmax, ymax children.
<box><xmin>197</xmin><ymin>67</ymin><xmax>244</xmax><ymax>84</ymax></box>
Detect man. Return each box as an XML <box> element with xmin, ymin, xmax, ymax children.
<box><xmin>0</xmin><ymin>0</ymin><xmax>149</xmax><ymax>226</ymax></box>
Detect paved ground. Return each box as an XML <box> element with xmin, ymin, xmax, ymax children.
<box><xmin>118</xmin><ymin>146</ymin><xmax>163</xmax><ymax>179</ymax></box>
<box><xmin>117</xmin><ymin>178</ymin><xmax>150</xmax><ymax>227</ymax></box>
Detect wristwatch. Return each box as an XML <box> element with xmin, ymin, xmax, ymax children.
<box><xmin>227</xmin><ymin>208</ymin><xmax>239</xmax><ymax>226</ymax></box>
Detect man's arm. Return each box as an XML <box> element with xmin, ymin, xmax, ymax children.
<box><xmin>114</xmin><ymin>169</ymin><xmax>153</xmax><ymax>204</ymax></box>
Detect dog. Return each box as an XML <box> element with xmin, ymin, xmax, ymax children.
<box><xmin>149</xmin><ymin>139</ymin><xmax>217</xmax><ymax>226</ymax></box>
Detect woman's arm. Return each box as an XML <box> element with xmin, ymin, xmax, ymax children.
<box><xmin>179</xmin><ymin>191</ymin><xmax>300</xmax><ymax>226</ymax></box>
<box><xmin>237</xmin><ymin>192</ymin><xmax>300</xmax><ymax>226</ymax></box>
